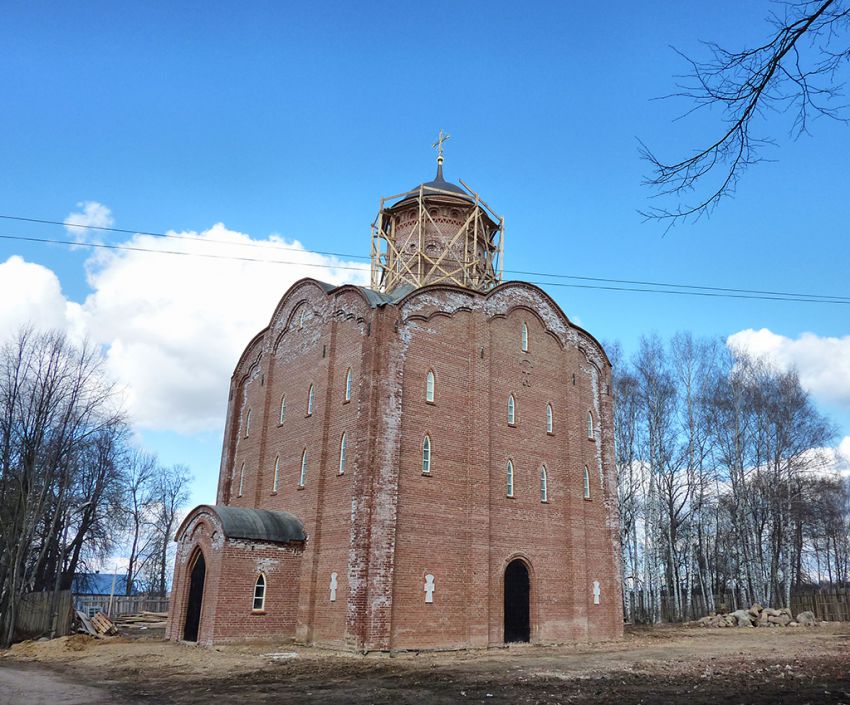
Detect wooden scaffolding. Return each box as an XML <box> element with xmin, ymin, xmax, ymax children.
<box><xmin>369</xmin><ymin>179</ymin><xmax>504</xmax><ymax>293</ymax></box>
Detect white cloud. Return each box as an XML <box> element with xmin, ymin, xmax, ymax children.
<box><xmin>727</xmin><ymin>328</ymin><xmax>850</xmax><ymax>409</ymax></box>
<box><xmin>4</xmin><ymin>217</ymin><xmax>369</xmax><ymax>434</ymax></box>
<box><xmin>64</xmin><ymin>201</ymin><xmax>114</xmax><ymax>243</ymax></box>
<box><xmin>0</xmin><ymin>255</ymin><xmax>84</xmax><ymax>340</ymax></box>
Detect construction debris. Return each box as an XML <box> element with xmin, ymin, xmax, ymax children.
<box><xmin>693</xmin><ymin>603</ymin><xmax>824</xmax><ymax>629</ymax></box>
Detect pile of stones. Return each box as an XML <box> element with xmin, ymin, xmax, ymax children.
<box><xmin>694</xmin><ymin>603</ymin><xmax>820</xmax><ymax>628</ymax></box>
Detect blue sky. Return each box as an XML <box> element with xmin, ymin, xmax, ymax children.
<box><xmin>2</xmin><ymin>0</ymin><xmax>849</xmax><ymax>507</ymax></box>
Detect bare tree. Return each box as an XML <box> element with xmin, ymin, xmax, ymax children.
<box><xmin>0</xmin><ymin>328</ymin><xmax>126</xmax><ymax>646</ymax></box>
<box><xmin>641</xmin><ymin>0</ymin><xmax>850</xmax><ymax>226</ymax></box>
<box><xmin>613</xmin><ymin>332</ymin><xmax>839</xmax><ymax>622</ymax></box>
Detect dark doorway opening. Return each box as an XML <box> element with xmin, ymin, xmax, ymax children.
<box><xmin>504</xmin><ymin>559</ymin><xmax>530</xmax><ymax>643</ymax></box>
<box><xmin>183</xmin><ymin>551</ymin><xmax>206</xmax><ymax>642</ymax></box>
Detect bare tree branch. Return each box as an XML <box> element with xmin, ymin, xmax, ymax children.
<box><xmin>641</xmin><ymin>0</ymin><xmax>850</xmax><ymax>228</ymax></box>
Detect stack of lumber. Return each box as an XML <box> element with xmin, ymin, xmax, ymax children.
<box><xmin>113</xmin><ymin>611</ymin><xmax>168</xmax><ymax>631</ymax></box>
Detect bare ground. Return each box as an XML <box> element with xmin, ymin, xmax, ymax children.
<box><xmin>2</xmin><ymin>624</ymin><xmax>850</xmax><ymax>704</ymax></box>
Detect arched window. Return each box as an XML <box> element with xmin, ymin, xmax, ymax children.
<box><xmin>306</xmin><ymin>384</ymin><xmax>314</xmax><ymax>416</ymax></box>
<box><xmin>540</xmin><ymin>465</ymin><xmax>548</xmax><ymax>502</ymax></box>
<box><xmin>422</xmin><ymin>435</ymin><xmax>431</xmax><ymax>474</ymax></box>
<box><xmin>238</xmin><ymin>461</ymin><xmax>245</xmax><ymax>497</ymax></box>
<box><xmin>506</xmin><ymin>460</ymin><xmax>515</xmax><ymax>497</ymax></box>
<box><xmin>252</xmin><ymin>574</ymin><xmax>266</xmax><ymax>611</ymax></box>
<box><xmin>244</xmin><ymin>408</ymin><xmax>251</xmax><ymax>437</ymax></box>
<box><xmin>546</xmin><ymin>403</ymin><xmax>553</xmax><ymax>434</ymax></box>
<box><xmin>344</xmin><ymin>368</ymin><xmax>352</xmax><ymax>402</ymax></box>
<box><xmin>279</xmin><ymin>395</ymin><xmax>286</xmax><ymax>424</ymax></box>
<box><xmin>299</xmin><ymin>449</ymin><xmax>308</xmax><ymax>487</ymax></box>
<box><xmin>426</xmin><ymin>370</ymin><xmax>435</xmax><ymax>403</ymax></box>
<box><xmin>338</xmin><ymin>433</ymin><xmax>347</xmax><ymax>475</ymax></box>
<box><xmin>587</xmin><ymin>411</ymin><xmax>594</xmax><ymax>439</ymax></box>
<box><xmin>507</xmin><ymin>394</ymin><xmax>516</xmax><ymax>425</ymax></box>
<box><xmin>583</xmin><ymin>466</ymin><xmax>591</xmax><ymax>499</ymax></box>
<box><xmin>272</xmin><ymin>455</ymin><xmax>280</xmax><ymax>493</ymax></box>
<box><xmin>521</xmin><ymin>322</ymin><xmax>528</xmax><ymax>352</ymax></box>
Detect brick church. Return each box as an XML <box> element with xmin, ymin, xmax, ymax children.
<box><xmin>166</xmin><ymin>142</ymin><xmax>623</xmax><ymax>650</ymax></box>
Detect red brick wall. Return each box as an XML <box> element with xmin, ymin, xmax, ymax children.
<box><xmin>180</xmin><ymin>278</ymin><xmax>623</xmax><ymax>650</ymax></box>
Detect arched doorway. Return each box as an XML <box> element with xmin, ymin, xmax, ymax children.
<box><xmin>183</xmin><ymin>550</ymin><xmax>206</xmax><ymax>642</ymax></box>
<box><xmin>504</xmin><ymin>559</ymin><xmax>530</xmax><ymax>643</ymax></box>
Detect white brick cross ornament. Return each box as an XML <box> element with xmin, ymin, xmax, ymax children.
<box><xmin>593</xmin><ymin>580</ymin><xmax>601</xmax><ymax>605</ymax></box>
<box><xmin>424</xmin><ymin>574</ymin><xmax>435</xmax><ymax>603</ymax></box>
<box><xmin>329</xmin><ymin>572</ymin><xmax>338</xmax><ymax>602</ymax></box>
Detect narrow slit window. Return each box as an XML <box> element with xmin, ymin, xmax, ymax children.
<box><xmin>338</xmin><ymin>433</ymin><xmax>347</xmax><ymax>475</ymax></box>
<box><xmin>546</xmin><ymin>403</ymin><xmax>553</xmax><ymax>434</ymax></box>
<box><xmin>583</xmin><ymin>466</ymin><xmax>591</xmax><ymax>499</ymax></box>
<box><xmin>426</xmin><ymin>370</ymin><xmax>435</xmax><ymax>403</ymax></box>
<box><xmin>253</xmin><ymin>574</ymin><xmax>266</xmax><ymax>611</ymax></box>
<box><xmin>272</xmin><ymin>455</ymin><xmax>280</xmax><ymax>493</ymax></box>
<box><xmin>238</xmin><ymin>462</ymin><xmax>245</xmax><ymax>497</ymax></box>
<box><xmin>507</xmin><ymin>395</ymin><xmax>516</xmax><ymax>425</ymax></box>
<box><xmin>344</xmin><ymin>368</ymin><xmax>352</xmax><ymax>402</ymax></box>
<box><xmin>521</xmin><ymin>322</ymin><xmax>528</xmax><ymax>352</ymax></box>
<box><xmin>307</xmin><ymin>384</ymin><xmax>314</xmax><ymax>416</ymax></box>
<box><xmin>506</xmin><ymin>460</ymin><xmax>515</xmax><ymax>497</ymax></box>
<box><xmin>244</xmin><ymin>408</ymin><xmax>251</xmax><ymax>437</ymax></box>
<box><xmin>279</xmin><ymin>395</ymin><xmax>286</xmax><ymax>424</ymax></box>
<box><xmin>422</xmin><ymin>435</ymin><xmax>431</xmax><ymax>474</ymax></box>
<box><xmin>540</xmin><ymin>465</ymin><xmax>548</xmax><ymax>502</ymax></box>
<box><xmin>587</xmin><ymin>411</ymin><xmax>594</xmax><ymax>439</ymax></box>
<box><xmin>299</xmin><ymin>449</ymin><xmax>308</xmax><ymax>487</ymax></box>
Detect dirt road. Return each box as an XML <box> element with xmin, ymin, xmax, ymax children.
<box><xmin>2</xmin><ymin>625</ymin><xmax>850</xmax><ymax>704</ymax></box>
<box><xmin>0</xmin><ymin>659</ymin><xmax>131</xmax><ymax>705</ymax></box>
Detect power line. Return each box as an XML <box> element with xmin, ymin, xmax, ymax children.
<box><xmin>2</xmin><ymin>230</ymin><xmax>849</xmax><ymax>306</ymax></box>
<box><xmin>3</xmin><ymin>212</ymin><xmax>850</xmax><ymax>302</ymax></box>
<box><xmin>0</xmin><ymin>233</ymin><xmax>369</xmax><ymax>273</ymax></box>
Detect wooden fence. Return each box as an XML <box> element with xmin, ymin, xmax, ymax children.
<box><xmin>626</xmin><ymin>587</ymin><xmax>850</xmax><ymax>623</ymax></box>
<box><xmin>13</xmin><ymin>589</ymin><xmax>74</xmax><ymax>639</ymax></box>
<box><xmin>791</xmin><ymin>589</ymin><xmax>850</xmax><ymax>622</ymax></box>
<box><xmin>74</xmin><ymin>594</ymin><xmax>169</xmax><ymax>617</ymax></box>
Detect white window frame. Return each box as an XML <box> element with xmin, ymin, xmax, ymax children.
<box><xmin>272</xmin><ymin>455</ymin><xmax>280</xmax><ymax>493</ymax></box>
<box><xmin>338</xmin><ymin>433</ymin><xmax>347</xmax><ymax>475</ymax></box>
<box><xmin>307</xmin><ymin>384</ymin><xmax>314</xmax><ymax>416</ymax></box>
<box><xmin>521</xmin><ymin>322</ymin><xmax>528</xmax><ymax>352</ymax></box>
<box><xmin>279</xmin><ymin>395</ymin><xmax>286</xmax><ymax>424</ymax></box>
<box><xmin>422</xmin><ymin>435</ymin><xmax>431</xmax><ymax>475</ymax></box>
<box><xmin>546</xmin><ymin>403</ymin><xmax>553</xmax><ymax>434</ymax></box>
<box><xmin>426</xmin><ymin>370</ymin><xmax>435</xmax><ymax>403</ymax></box>
<box><xmin>344</xmin><ymin>368</ymin><xmax>352</xmax><ymax>402</ymax></box>
<box><xmin>507</xmin><ymin>394</ymin><xmax>516</xmax><ymax>425</ymax></box>
<box><xmin>587</xmin><ymin>411</ymin><xmax>594</xmax><ymax>439</ymax></box>
<box><xmin>506</xmin><ymin>460</ymin><xmax>515</xmax><ymax>497</ymax></box>
<box><xmin>583</xmin><ymin>466</ymin><xmax>591</xmax><ymax>499</ymax></box>
<box><xmin>238</xmin><ymin>461</ymin><xmax>245</xmax><ymax>497</ymax></box>
<box><xmin>299</xmin><ymin>449</ymin><xmax>308</xmax><ymax>487</ymax></box>
<box><xmin>244</xmin><ymin>408</ymin><xmax>251</xmax><ymax>437</ymax></box>
<box><xmin>540</xmin><ymin>465</ymin><xmax>548</xmax><ymax>502</ymax></box>
<box><xmin>252</xmin><ymin>573</ymin><xmax>266</xmax><ymax>611</ymax></box>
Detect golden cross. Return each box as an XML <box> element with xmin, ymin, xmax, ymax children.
<box><xmin>432</xmin><ymin>129</ymin><xmax>451</xmax><ymax>164</ymax></box>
